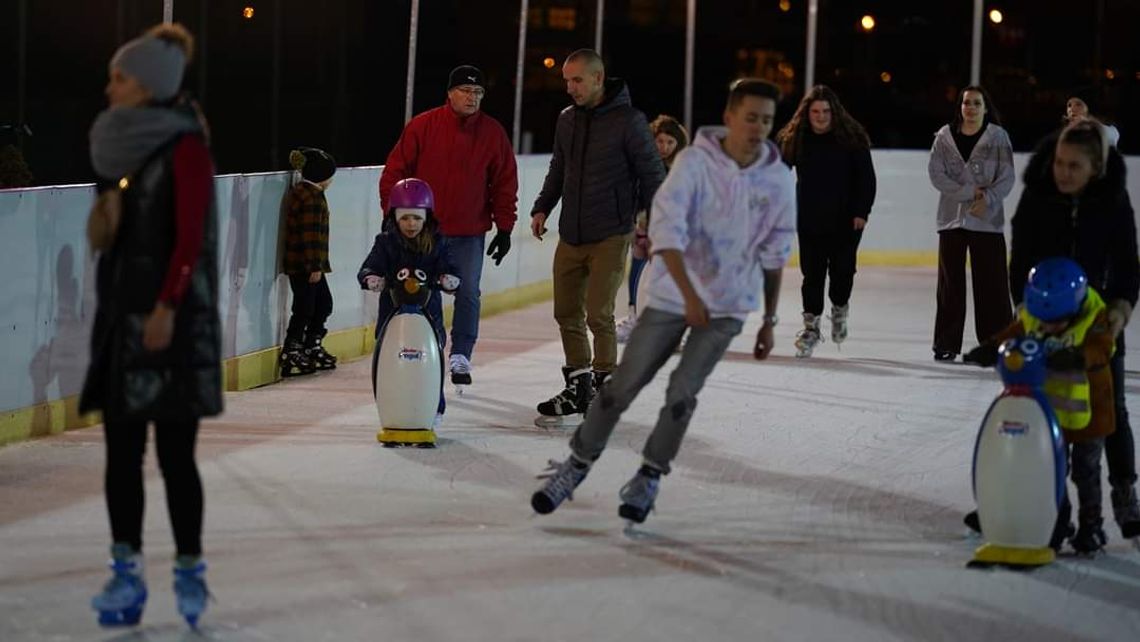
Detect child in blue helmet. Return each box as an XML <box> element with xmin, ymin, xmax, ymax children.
<box><xmin>964</xmin><ymin>257</ymin><xmax>1117</xmax><ymax>553</ymax></box>
<box><xmin>358</xmin><ymin>178</ymin><xmax>459</xmax><ymax>428</ymax></box>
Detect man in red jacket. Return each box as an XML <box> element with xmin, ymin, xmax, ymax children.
<box><xmin>379</xmin><ymin>65</ymin><xmax>519</xmax><ymax>388</ymax></box>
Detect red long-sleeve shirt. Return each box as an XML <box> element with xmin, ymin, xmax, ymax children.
<box><xmin>379</xmin><ymin>105</ymin><xmax>518</xmax><ymax>236</ymax></box>
<box><xmin>157</xmin><ymin>136</ymin><xmax>213</xmax><ymax>305</ymax></box>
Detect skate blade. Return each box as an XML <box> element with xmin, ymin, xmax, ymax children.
<box><xmin>534</xmin><ymin>414</ymin><xmax>584</xmax><ymax>429</ymax></box>
<box><xmin>377</xmin><ymin>428</ymin><xmax>437</xmax><ymax>447</ymax></box>
<box><xmin>97</xmin><ymin>605</ymin><xmax>144</xmax><ymax>627</ymax></box>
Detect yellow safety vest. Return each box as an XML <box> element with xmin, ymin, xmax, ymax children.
<box><xmin>1019</xmin><ymin>289</ymin><xmax>1109</xmax><ymax>430</ymax></box>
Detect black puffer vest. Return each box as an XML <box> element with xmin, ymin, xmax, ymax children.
<box><xmin>80</xmin><ymin>134</ymin><xmax>223</xmax><ymax>421</ymax></box>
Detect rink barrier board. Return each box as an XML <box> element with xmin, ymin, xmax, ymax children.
<box><xmin>0</xmin><ymin>278</ymin><xmax>556</xmax><ymax>445</ymax></box>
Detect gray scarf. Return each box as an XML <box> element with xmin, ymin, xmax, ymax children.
<box><xmin>89</xmin><ymin>105</ymin><xmax>201</xmax><ymax>179</ymax></box>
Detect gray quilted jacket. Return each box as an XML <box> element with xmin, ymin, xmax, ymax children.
<box><xmin>927</xmin><ymin>122</ymin><xmax>1015</xmax><ymax>234</ymax></box>
<box><xmin>532</xmin><ymin>79</ymin><xmax>665</xmax><ymax>245</ymax></box>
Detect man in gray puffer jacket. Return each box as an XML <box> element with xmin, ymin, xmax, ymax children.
<box><xmin>531</xmin><ymin>49</ymin><xmax>665</xmax><ymax>424</ymax></box>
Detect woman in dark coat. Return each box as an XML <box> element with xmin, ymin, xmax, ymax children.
<box><xmin>1006</xmin><ymin>119</ymin><xmax>1140</xmax><ymax>548</ymax></box>
<box><xmin>82</xmin><ymin>23</ymin><xmax>220</xmax><ymax>629</ymax></box>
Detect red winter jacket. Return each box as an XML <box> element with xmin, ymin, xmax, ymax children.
<box><xmin>379</xmin><ymin>105</ymin><xmax>518</xmax><ymax>236</ymax></box>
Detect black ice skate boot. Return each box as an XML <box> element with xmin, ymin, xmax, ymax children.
<box><xmin>535</xmin><ymin>366</ymin><xmax>592</xmax><ymax>428</ymax></box>
<box><xmin>304</xmin><ymin>329</ymin><xmax>337</xmax><ymax>371</ymax></box>
<box><xmin>1070</xmin><ymin>514</ymin><xmax>1108</xmax><ymax>555</ymax></box>
<box><xmin>1111</xmin><ymin>485</ymin><xmax>1140</xmax><ymax>544</ymax></box>
<box><xmin>279</xmin><ymin>338</ymin><xmax>315</xmax><ymax>377</ymax></box>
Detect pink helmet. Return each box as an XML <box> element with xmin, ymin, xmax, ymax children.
<box><xmin>388</xmin><ymin>178</ymin><xmax>435</xmax><ymax>211</ymax></box>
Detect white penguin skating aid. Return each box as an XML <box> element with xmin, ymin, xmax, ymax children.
<box><xmin>969</xmin><ymin>336</ymin><xmax>1067</xmax><ymax>568</ymax></box>
<box><xmin>373</xmin><ymin>268</ymin><xmax>446</xmax><ymax>448</ymax></box>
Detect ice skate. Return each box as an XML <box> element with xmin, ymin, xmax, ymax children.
<box><xmin>830</xmin><ymin>304</ymin><xmax>849</xmax><ymax>347</ymax></box>
<box><xmin>1070</xmin><ymin>517</ymin><xmax>1108</xmax><ymax>556</ymax></box>
<box><xmin>1111</xmin><ymin>486</ymin><xmax>1140</xmax><ymax>549</ymax></box>
<box><xmin>794</xmin><ymin>313</ymin><xmax>823</xmax><ymax>358</ymax></box>
<box><xmin>450</xmin><ymin>354</ymin><xmax>472</xmax><ymax>396</ymax></box>
<box><xmin>279</xmin><ymin>339</ymin><xmax>315</xmax><ymax>377</ymax></box>
<box><xmin>304</xmin><ymin>330</ymin><xmax>337</xmax><ymax>371</ymax></box>
<box><xmin>531</xmin><ymin>456</ymin><xmax>591</xmax><ymax>514</ymax></box>
<box><xmin>91</xmin><ymin>545</ymin><xmax>147</xmax><ymax>627</ymax></box>
<box><xmin>534</xmin><ymin>367</ymin><xmax>592</xmax><ymax>429</ymax></box>
<box><xmin>618</xmin><ymin>465</ymin><xmax>661</xmax><ymax>525</ymax></box>
<box><xmin>172</xmin><ymin>559</ymin><xmax>209</xmax><ymax>629</ymax></box>
<box><xmin>615</xmin><ymin>306</ymin><xmax>637</xmax><ymax>344</ymax></box>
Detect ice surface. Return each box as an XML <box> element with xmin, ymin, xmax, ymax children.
<box><xmin>2</xmin><ymin>267</ymin><xmax>1138</xmax><ymax>641</ymax></box>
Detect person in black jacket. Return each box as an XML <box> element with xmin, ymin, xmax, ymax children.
<box><xmin>776</xmin><ymin>85</ymin><xmax>876</xmax><ymax>358</ymax></box>
<box><xmin>82</xmin><ymin>23</ymin><xmax>218</xmax><ymax>628</ymax></box>
<box><xmin>999</xmin><ymin>120</ymin><xmax>1140</xmax><ymax>546</ymax></box>
<box><xmin>530</xmin><ymin>49</ymin><xmax>666</xmax><ymax>424</ymax></box>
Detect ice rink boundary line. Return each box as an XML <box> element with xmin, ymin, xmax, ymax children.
<box><xmin>0</xmin><ymin>279</ymin><xmax>555</xmax><ymax>449</ymax></box>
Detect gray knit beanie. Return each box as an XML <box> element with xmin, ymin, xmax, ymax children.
<box><xmin>110</xmin><ymin>35</ymin><xmax>186</xmax><ymax>101</ymax></box>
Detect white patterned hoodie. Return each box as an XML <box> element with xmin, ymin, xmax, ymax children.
<box><xmin>644</xmin><ymin>126</ymin><xmax>796</xmax><ymax>320</ymax></box>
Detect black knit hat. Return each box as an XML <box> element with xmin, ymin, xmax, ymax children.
<box><xmin>448</xmin><ymin>65</ymin><xmax>484</xmax><ymax>91</ymax></box>
<box><xmin>289</xmin><ymin>147</ymin><xmax>336</xmax><ymax>183</ymax></box>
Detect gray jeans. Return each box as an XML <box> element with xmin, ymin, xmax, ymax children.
<box><xmin>570</xmin><ymin>307</ymin><xmax>743</xmax><ymax>474</ymax></box>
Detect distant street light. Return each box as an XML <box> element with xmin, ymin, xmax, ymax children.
<box><xmin>779</xmin><ymin>0</ymin><xmax>791</xmax><ymax>12</ymax></box>
<box><xmin>880</xmin><ymin>71</ymin><xmax>892</xmax><ymax>83</ymax></box>
<box><xmin>860</xmin><ymin>15</ymin><xmax>875</xmax><ymax>32</ymax></box>
<box><xmin>243</xmin><ymin>6</ymin><xmax>255</xmax><ymax>19</ymax></box>
<box><xmin>988</xmin><ymin>9</ymin><xmax>1003</xmax><ymax>24</ymax></box>
<box><xmin>543</xmin><ymin>57</ymin><xmax>556</xmax><ymax>69</ymax></box>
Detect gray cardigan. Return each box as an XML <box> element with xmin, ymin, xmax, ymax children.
<box><xmin>927</xmin><ymin>122</ymin><xmax>1015</xmax><ymax>234</ymax></box>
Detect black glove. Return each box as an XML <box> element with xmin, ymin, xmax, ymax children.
<box><xmin>962</xmin><ymin>344</ymin><xmax>998</xmax><ymax>368</ymax></box>
<box><xmin>486</xmin><ymin>231</ymin><xmax>511</xmax><ymax>266</ymax></box>
<box><xmin>1046</xmin><ymin>347</ymin><xmax>1085</xmax><ymax>371</ymax></box>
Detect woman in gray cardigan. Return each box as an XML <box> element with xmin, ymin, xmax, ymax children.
<box><xmin>927</xmin><ymin>85</ymin><xmax>1015</xmax><ymax>361</ymax></box>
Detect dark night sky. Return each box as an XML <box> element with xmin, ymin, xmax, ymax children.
<box><xmin>2</xmin><ymin>0</ymin><xmax>1138</xmax><ymax>185</ymax></box>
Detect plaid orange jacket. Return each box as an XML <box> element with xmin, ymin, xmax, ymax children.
<box><xmin>282</xmin><ymin>181</ymin><xmax>331</xmax><ymax>274</ymax></box>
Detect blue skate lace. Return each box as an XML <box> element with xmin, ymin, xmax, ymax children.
<box><xmin>537</xmin><ymin>458</ymin><xmax>587</xmax><ymax>503</ymax></box>
<box><xmin>173</xmin><ymin>562</ymin><xmax>210</xmax><ymax>618</ymax></box>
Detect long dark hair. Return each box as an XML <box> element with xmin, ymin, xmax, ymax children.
<box><xmin>776</xmin><ymin>85</ymin><xmax>870</xmax><ymax>165</ymax></box>
<box><xmin>649</xmin><ymin>114</ymin><xmax>689</xmax><ymax>167</ymax></box>
<box><xmin>951</xmin><ymin>84</ymin><xmax>1002</xmax><ymax>130</ymax></box>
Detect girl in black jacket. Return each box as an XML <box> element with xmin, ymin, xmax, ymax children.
<box><xmin>1006</xmin><ymin>120</ymin><xmax>1140</xmax><ymax>548</ymax></box>
<box><xmin>776</xmin><ymin>85</ymin><xmax>877</xmax><ymax>358</ymax></box>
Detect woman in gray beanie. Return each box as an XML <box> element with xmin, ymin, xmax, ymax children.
<box><xmin>83</xmin><ymin>23</ymin><xmax>219</xmax><ymax>630</ymax></box>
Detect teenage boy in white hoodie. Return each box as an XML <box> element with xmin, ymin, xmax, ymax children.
<box><xmin>530</xmin><ymin>78</ymin><xmax>796</xmax><ymax>523</ymax></box>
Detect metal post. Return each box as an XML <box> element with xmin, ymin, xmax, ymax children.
<box><xmin>17</xmin><ymin>0</ymin><xmax>27</xmax><ymax>143</ymax></box>
<box><xmin>270</xmin><ymin>0</ymin><xmax>281</xmax><ymax>168</ymax></box>
<box><xmin>163</xmin><ymin>0</ymin><xmax>173</xmax><ymax>23</ymax></box>
<box><xmin>513</xmin><ymin>0</ymin><xmax>529</xmax><ymax>153</ymax></box>
<box><xmin>405</xmin><ymin>0</ymin><xmax>421</xmax><ymax>123</ymax></box>
<box><xmin>970</xmin><ymin>0</ymin><xmax>983</xmax><ymax>85</ymax></box>
<box><xmin>805</xmin><ymin>0</ymin><xmax>818</xmax><ymax>93</ymax></box>
<box><xmin>683</xmin><ymin>0</ymin><xmax>695</xmax><ymax>133</ymax></box>
<box><xmin>594</xmin><ymin>0</ymin><xmax>604</xmax><ymax>55</ymax></box>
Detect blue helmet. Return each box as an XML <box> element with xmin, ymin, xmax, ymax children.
<box><xmin>1024</xmin><ymin>258</ymin><xmax>1087</xmax><ymax>321</ymax></box>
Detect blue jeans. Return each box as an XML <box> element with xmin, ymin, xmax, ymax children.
<box><xmin>445</xmin><ymin>235</ymin><xmax>486</xmax><ymax>360</ymax></box>
<box><xmin>628</xmin><ymin>256</ymin><xmax>647</xmax><ymax>308</ymax></box>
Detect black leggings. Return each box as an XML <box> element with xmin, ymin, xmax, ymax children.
<box><xmin>1108</xmin><ymin>335</ymin><xmax>1137</xmax><ymax>489</ymax></box>
<box><xmin>104</xmin><ymin>417</ymin><xmax>203</xmax><ymax>556</ymax></box>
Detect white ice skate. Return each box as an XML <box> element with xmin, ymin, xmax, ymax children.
<box><xmin>449</xmin><ymin>354</ymin><xmax>472</xmax><ymax>396</ymax></box>
<box><xmin>794</xmin><ymin>313</ymin><xmax>823</xmax><ymax>358</ymax></box>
